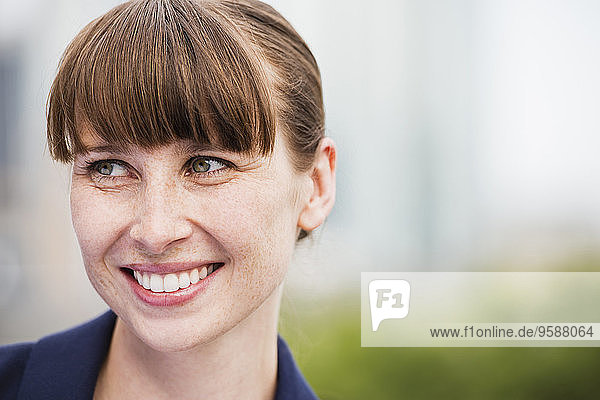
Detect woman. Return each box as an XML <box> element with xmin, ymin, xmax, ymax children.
<box><xmin>0</xmin><ymin>0</ymin><xmax>336</xmax><ymax>399</ymax></box>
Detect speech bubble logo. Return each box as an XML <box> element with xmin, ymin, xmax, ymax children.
<box><xmin>369</xmin><ymin>279</ymin><xmax>411</xmax><ymax>331</ymax></box>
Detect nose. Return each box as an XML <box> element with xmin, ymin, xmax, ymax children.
<box><xmin>129</xmin><ymin>181</ymin><xmax>193</xmax><ymax>255</ymax></box>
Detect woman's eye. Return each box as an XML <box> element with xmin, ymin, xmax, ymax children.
<box><xmin>95</xmin><ymin>161</ymin><xmax>128</xmax><ymax>176</ymax></box>
<box><xmin>191</xmin><ymin>157</ymin><xmax>226</xmax><ymax>173</ymax></box>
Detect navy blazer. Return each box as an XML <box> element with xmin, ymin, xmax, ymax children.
<box><xmin>0</xmin><ymin>311</ymin><xmax>318</xmax><ymax>400</ymax></box>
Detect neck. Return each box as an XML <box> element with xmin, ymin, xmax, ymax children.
<box><xmin>94</xmin><ymin>286</ymin><xmax>282</xmax><ymax>400</ymax></box>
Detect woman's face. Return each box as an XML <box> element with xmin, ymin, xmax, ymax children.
<box><xmin>70</xmin><ymin>129</ymin><xmax>311</xmax><ymax>351</ymax></box>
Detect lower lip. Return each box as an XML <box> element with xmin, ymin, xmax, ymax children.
<box><xmin>123</xmin><ymin>266</ymin><xmax>223</xmax><ymax>307</ymax></box>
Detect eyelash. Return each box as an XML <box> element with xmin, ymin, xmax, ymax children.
<box><xmin>83</xmin><ymin>155</ymin><xmax>233</xmax><ymax>182</ymax></box>
<box><xmin>184</xmin><ymin>155</ymin><xmax>233</xmax><ymax>178</ymax></box>
<box><xmin>84</xmin><ymin>159</ymin><xmax>128</xmax><ymax>183</ymax></box>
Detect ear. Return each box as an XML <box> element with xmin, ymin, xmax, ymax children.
<box><xmin>298</xmin><ymin>137</ymin><xmax>337</xmax><ymax>232</ymax></box>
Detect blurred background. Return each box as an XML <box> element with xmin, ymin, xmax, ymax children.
<box><xmin>2</xmin><ymin>0</ymin><xmax>600</xmax><ymax>398</ymax></box>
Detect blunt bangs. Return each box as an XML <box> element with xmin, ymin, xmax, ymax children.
<box><xmin>47</xmin><ymin>0</ymin><xmax>276</xmax><ymax>162</ymax></box>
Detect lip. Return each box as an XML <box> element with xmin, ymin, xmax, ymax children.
<box><xmin>123</xmin><ymin>262</ymin><xmax>218</xmax><ymax>274</ymax></box>
<box><xmin>122</xmin><ymin>263</ymin><xmax>224</xmax><ymax>307</ymax></box>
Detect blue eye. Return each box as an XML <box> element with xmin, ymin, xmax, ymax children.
<box><xmin>191</xmin><ymin>157</ymin><xmax>226</xmax><ymax>173</ymax></box>
<box><xmin>95</xmin><ymin>161</ymin><xmax>128</xmax><ymax>176</ymax></box>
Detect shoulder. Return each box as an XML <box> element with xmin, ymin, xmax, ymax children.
<box><xmin>0</xmin><ymin>310</ymin><xmax>116</xmax><ymax>400</ymax></box>
<box><xmin>0</xmin><ymin>342</ymin><xmax>33</xmax><ymax>398</ymax></box>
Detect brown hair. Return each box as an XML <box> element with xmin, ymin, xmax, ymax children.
<box><xmin>47</xmin><ymin>0</ymin><xmax>324</xmax><ymax>176</ymax></box>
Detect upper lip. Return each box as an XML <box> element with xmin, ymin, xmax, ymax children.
<box><xmin>122</xmin><ymin>262</ymin><xmax>221</xmax><ymax>275</ymax></box>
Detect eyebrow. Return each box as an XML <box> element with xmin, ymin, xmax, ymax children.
<box><xmin>180</xmin><ymin>142</ymin><xmax>244</xmax><ymax>155</ymax></box>
<box><xmin>83</xmin><ymin>144</ymin><xmax>134</xmax><ymax>156</ymax></box>
<box><xmin>81</xmin><ymin>141</ymin><xmax>250</xmax><ymax>157</ymax></box>
<box><xmin>181</xmin><ymin>142</ymin><xmax>212</xmax><ymax>154</ymax></box>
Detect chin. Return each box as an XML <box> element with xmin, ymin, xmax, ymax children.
<box><xmin>140</xmin><ymin>331</ymin><xmax>213</xmax><ymax>353</ymax></box>
<box><xmin>124</xmin><ymin>313</ymin><xmax>230</xmax><ymax>353</ymax></box>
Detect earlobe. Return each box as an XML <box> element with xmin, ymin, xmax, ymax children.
<box><xmin>298</xmin><ymin>137</ymin><xmax>337</xmax><ymax>232</ymax></box>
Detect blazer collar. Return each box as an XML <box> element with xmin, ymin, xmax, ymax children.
<box><xmin>17</xmin><ymin>310</ymin><xmax>116</xmax><ymax>399</ymax></box>
<box><xmin>17</xmin><ymin>310</ymin><xmax>317</xmax><ymax>400</ymax></box>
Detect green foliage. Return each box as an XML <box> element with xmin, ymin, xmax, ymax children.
<box><xmin>280</xmin><ymin>294</ymin><xmax>600</xmax><ymax>400</ymax></box>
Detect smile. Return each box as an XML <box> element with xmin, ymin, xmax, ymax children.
<box><xmin>123</xmin><ymin>263</ymin><xmax>224</xmax><ymax>293</ymax></box>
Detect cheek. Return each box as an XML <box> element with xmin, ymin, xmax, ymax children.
<box><xmin>206</xmin><ymin>193</ymin><xmax>296</xmax><ymax>322</ymax></box>
<box><xmin>203</xmin><ymin>182</ymin><xmax>299</xmax><ymax>275</ymax></box>
<box><xmin>70</xmin><ymin>184</ymin><xmax>128</xmax><ymax>263</ymax></box>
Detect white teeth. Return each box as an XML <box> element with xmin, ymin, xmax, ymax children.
<box><xmin>190</xmin><ymin>268</ymin><xmax>200</xmax><ymax>284</ymax></box>
<box><xmin>178</xmin><ymin>271</ymin><xmax>191</xmax><ymax>289</ymax></box>
<box><xmin>150</xmin><ymin>274</ymin><xmax>164</xmax><ymax>292</ymax></box>
<box><xmin>199</xmin><ymin>266</ymin><xmax>208</xmax><ymax>280</ymax></box>
<box><xmin>164</xmin><ymin>274</ymin><xmax>179</xmax><ymax>292</ymax></box>
<box><xmin>142</xmin><ymin>273</ymin><xmax>151</xmax><ymax>289</ymax></box>
<box><xmin>133</xmin><ymin>264</ymin><xmax>219</xmax><ymax>293</ymax></box>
